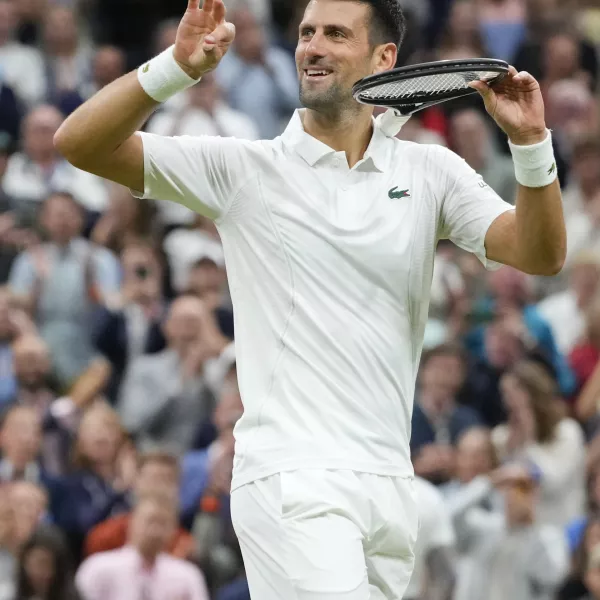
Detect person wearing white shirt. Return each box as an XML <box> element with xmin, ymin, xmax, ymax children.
<box><xmin>537</xmin><ymin>250</ymin><xmax>600</xmax><ymax>355</ymax></box>
<box><xmin>2</xmin><ymin>105</ymin><xmax>108</xmax><ymax>218</ymax></box>
<box><xmin>54</xmin><ymin>0</ymin><xmax>567</xmax><ymax>596</ymax></box>
<box><xmin>405</xmin><ymin>477</ymin><xmax>456</xmax><ymax>600</ymax></box>
<box><xmin>0</xmin><ymin>0</ymin><xmax>47</xmax><ymax>106</ymax></box>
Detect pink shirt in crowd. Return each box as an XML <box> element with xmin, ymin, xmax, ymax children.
<box><xmin>75</xmin><ymin>546</ymin><xmax>209</xmax><ymax>600</ymax></box>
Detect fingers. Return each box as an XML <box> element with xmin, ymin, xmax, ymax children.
<box><xmin>202</xmin><ymin>0</ymin><xmax>213</xmax><ymax>13</ymax></box>
<box><xmin>204</xmin><ymin>20</ymin><xmax>235</xmax><ymax>51</ymax></box>
<box><xmin>213</xmin><ymin>0</ymin><xmax>226</xmax><ymax>23</ymax></box>
<box><xmin>187</xmin><ymin>0</ymin><xmax>200</xmax><ymax>8</ymax></box>
<box><xmin>468</xmin><ymin>79</ymin><xmax>493</xmax><ymax>99</ymax></box>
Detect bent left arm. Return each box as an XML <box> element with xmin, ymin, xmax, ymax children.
<box><xmin>471</xmin><ymin>67</ymin><xmax>566</xmax><ymax>276</ymax></box>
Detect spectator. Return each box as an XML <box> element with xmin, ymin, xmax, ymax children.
<box><xmin>76</xmin><ymin>495</ymin><xmax>209</xmax><ymax>600</ymax></box>
<box><xmin>0</xmin><ymin>0</ymin><xmax>46</xmax><ymax>107</ymax></box>
<box><xmin>84</xmin><ymin>451</ymin><xmax>195</xmax><ymax>560</ymax></box>
<box><xmin>163</xmin><ymin>215</ymin><xmax>225</xmax><ymax>295</ymax></box>
<box><xmin>451</xmin><ymin>464</ymin><xmax>569</xmax><ymax>600</ymax></box>
<box><xmin>9</xmin><ymin>481</ymin><xmax>49</xmax><ymax>549</ymax></box>
<box><xmin>91</xmin><ymin>183</ymin><xmax>161</xmax><ymax>255</ymax></box>
<box><xmin>572</xmin><ymin>301</ymin><xmax>600</xmax><ymax>423</ymax></box>
<box><xmin>411</xmin><ymin>344</ymin><xmax>482</xmax><ymax>483</ymax></box>
<box><xmin>0</xmin><ymin>406</ymin><xmax>64</xmax><ymax>520</ymax></box>
<box><xmin>81</xmin><ymin>46</ymin><xmax>127</xmax><ymax>100</ymax></box>
<box><xmin>0</xmin><ymin>487</ymin><xmax>17</xmax><ymax>599</ymax></box>
<box><xmin>442</xmin><ymin>426</ymin><xmax>499</xmax><ymax>497</ymax></box>
<box><xmin>436</xmin><ymin>0</ymin><xmax>486</xmax><ymax>60</ymax></box>
<box><xmin>15</xmin><ymin>525</ymin><xmax>79</xmax><ymax>600</ymax></box>
<box><xmin>478</xmin><ymin>0</ymin><xmax>527</xmax><ymax>63</ymax></box>
<box><xmin>1</xmin><ymin>106</ymin><xmax>109</xmax><ymax>219</ymax></box>
<box><xmin>9</xmin><ymin>192</ymin><xmax>119</xmax><ymax>389</ymax></box>
<box><xmin>441</xmin><ymin>427</ymin><xmax>503</xmax><ymax>600</ymax></box>
<box><xmin>10</xmin><ymin>334</ymin><xmax>79</xmax><ymax>476</ymax></box>
<box><xmin>449</xmin><ymin>108</ymin><xmax>517</xmax><ymax>204</ymax></box>
<box><xmin>41</xmin><ymin>6</ymin><xmax>93</xmax><ymax>114</ymax></box>
<box><xmin>546</xmin><ymin>79</ymin><xmax>599</xmax><ymax>173</ymax></box>
<box><xmin>118</xmin><ymin>296</ymin><xmax>227</xmax><ymax>453</ymax></box>
<box><xmin>465</xmin><ymin>267</ymin><xmax>576</xmax><ymax>397</ymax></box>
<box><xmin>216</xmin><ymin>7</ymin><xmax>299</xmax><ymax>139</ymax></box>
<box><xmin>541</xmin><ymin>31</ymin><xmax>594</xmax><ymax>96</ymax></box>
<box><xmin>562</xmin><ymin>137</ymin><xmax>600</xmax><ymax>221</ymax></box>
<box><xmin>405</xmin><ymin>476</ymin><xmax>456</xmax><ymax>600</ymax></box>
<box><xmin>538</xmin><ymin>251</ymin><xmax>600</xmax><ymax>358</ymax></box>
<box><xmin>58</xmin><ymin>403</ymin><xmax>132</xmax><ymax>560</ymax></box>
<box><xmin>0</xmin><ymin>287</ymin><xmax>29</xmax><ymax>408</ymax></box>
<box><xmin>493</xmin><ymin>361</ymin><xmax>586</xmax><ymax>527</ymax></box>
<box><xmin>94</xmin><ymin>242</ymin><xmax>167</xmax><ymax>401</ymax></box>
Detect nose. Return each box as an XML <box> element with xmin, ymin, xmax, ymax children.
<box><xmin>304</xmin><ymin>31</ymin><xmax>327</xmax><ymax>60</ymax></box>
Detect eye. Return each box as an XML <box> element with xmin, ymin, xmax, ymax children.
<box><xmin>331</xmin><ymin>30</ymin><xmax>345</xmax><ymax>39</ymax></box>
<box><xmin>300</xmin><ymin>28</ymin><xmax>314</xmax><ymax>39</ymax></box>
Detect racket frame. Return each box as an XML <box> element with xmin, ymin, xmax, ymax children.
<box><xmin>352</xmin><ymin>58</ymin><xmax>510</xmax><ymax>116</ymax></box>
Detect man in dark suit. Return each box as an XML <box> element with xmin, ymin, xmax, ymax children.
<box><xmin>94</xmin><ymin>243</ymin><xmax>167</xmax><ymax>402</ymax></box>
<box><xmin>0</xmin><ymin>405</ymin><xmax>65</xmax><ymax>522</ymax></box>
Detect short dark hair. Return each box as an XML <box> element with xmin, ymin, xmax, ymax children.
<box><xmin>357</xmin><ymin>0</ymin><xmax>406</xmax><ymax>49</ymax></box>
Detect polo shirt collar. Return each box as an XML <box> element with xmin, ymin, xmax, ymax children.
<box><xmin>281</xmin><ymin>109</ymin><xmax>389</xmax><ymax>172</ymax></box>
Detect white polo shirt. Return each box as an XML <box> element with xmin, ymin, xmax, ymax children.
<box><xmin>135</xmin><ymin>109</ymin><xmax>514</xmax><ymax>490</ymax></box>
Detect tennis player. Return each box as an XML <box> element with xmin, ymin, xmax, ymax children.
<box><xmin>54</xmin><ymin>0</ymin><xmax>566</xmax><ymax>597</ymax></box>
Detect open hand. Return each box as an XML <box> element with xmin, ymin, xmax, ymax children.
<box><xmin>174</xmin><ymin>0</ymin><xmax>236</xmax><ymax>79</ymax></box>
<box><xmin>469</xmin><ymin>66</ymin><xmax>547</xmax><ymax>146</ymax></box>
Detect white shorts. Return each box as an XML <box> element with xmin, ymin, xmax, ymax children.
<box><xmin>231</xmin><ymin>469</ymin><xmax>419</xmax><ymax>600</ymax></box>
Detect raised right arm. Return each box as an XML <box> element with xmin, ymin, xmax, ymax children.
<box><xmin>53</xmin><ymin>0</ymin><xmax>236</xmax><ymax>193</ymax></box>
<box><xmin>53</xmin><ymin>74</ymin><xmax>155</xmax><ymax>193</ymax></box>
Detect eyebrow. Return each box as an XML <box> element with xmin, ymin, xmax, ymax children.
<box><xmin>299</xmin><ymin>23</ymin><xmax>354</xmax><ymax>36</ymax></box>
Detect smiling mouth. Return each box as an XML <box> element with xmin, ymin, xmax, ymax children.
<box><xmin>304</xmin><ymin>69</ymin><xmax>333</xmax><ymax>80</ymax></box>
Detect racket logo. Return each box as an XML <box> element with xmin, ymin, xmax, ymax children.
<box><xmin>388</xmin><ymin>187</ymin><xmax>411</xmax><ymax>200</ymax></box>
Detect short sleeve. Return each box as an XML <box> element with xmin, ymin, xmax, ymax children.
<box><xmin>134</xmin><ymin>132</ymin><xmax>251</xmax><ymax>222</ymax></box>
<box><xmin>435</xmin><ymin>146</ymin><xmax>514</xmax><ymax>270</ymax></box>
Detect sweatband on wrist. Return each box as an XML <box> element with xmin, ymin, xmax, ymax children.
<box><xmin>508</xmin><ymin>130</ymin><xmax>558</xmax><ymax>188</ymax></box>
<box><xmin>137</xmin><ymin>45</ymin><xmax>201</xmax><ymax>103</ymax></box>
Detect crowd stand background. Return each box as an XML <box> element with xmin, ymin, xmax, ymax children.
<box><xmin>2</xmin><ymin>0</ymin><xmax>600</xmax><ymax>598</ymax></box>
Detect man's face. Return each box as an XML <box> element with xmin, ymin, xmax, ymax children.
<box><xmin>14</xmin><ymin>339</ymin><xmax>51</xmax><ymax>389</ymax></box>
<box><xmin>135</xmin><ymin>461</ymin><xmax>179</xmax><ymax>500</ymax></box>
<box><xmin>131</xmin><ymin>500</ymin><xmax>176</xmax><ymax>556</ymax></box>
<box><xmin>0</xmin><ymin>409</ymin><xmax>42</xmax><ymax>468</ymax></box>
<box><xmin>455</xmin><ymin>431</ymin><xmax>493</xmax><ymax>483</ymax></box>
<box><xmin>296</xmin><ymin>0</ymin><xmax>386</xmax><ymax>114</ymax></box>
<box><xmin>40</xmin><ymin>195</ymin><xmax>83</xmax><ymax>244</ymax></box>
<box><xmin>23</xmin><ymin>107</ymin><xmax>62</xmax><ymax>163</ymax></box>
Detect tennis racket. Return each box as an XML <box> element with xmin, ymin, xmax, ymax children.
<box><xmin>352</xmin><ymin>58</ymin><xmax>510</xmax><ymax>116</ymax></box>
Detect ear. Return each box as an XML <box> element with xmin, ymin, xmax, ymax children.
<box><xmin>373</xmin><ymin>42</ymin><xmax>398</xmax><ymax>74</ymax></box>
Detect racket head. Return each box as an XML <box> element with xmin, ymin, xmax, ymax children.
<box><xmin>352</xmin><ymin>58</ymin><xmax>510</xmax><ymax>115</ymax></box>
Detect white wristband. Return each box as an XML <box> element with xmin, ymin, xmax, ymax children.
<box><xmin>137</xmin><ymin>45</ymin><xmax>201</xmax><ymax>103</ymax></box>
<box><xmin>508</xmin><ymin>130</ymin><xmax>558</xmax><ymax>188</ymax></box>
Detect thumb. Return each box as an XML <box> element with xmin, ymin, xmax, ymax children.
<box><xmin>203</xmin><ymin>21</ymin><xmax>236</xmax><ymax>51</ymax></box>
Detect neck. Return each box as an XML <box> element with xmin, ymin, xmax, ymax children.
<box><xmin>136</xmin><ymin>545</ymin><xmax>159</xmax><ymax>566</ymax></box>
<box><xmin>302</xmin><ymin>107</ymin><xmax>374</xmax><ymax>169</ymax></box>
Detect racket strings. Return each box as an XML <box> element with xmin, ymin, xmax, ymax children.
<box><xmin>359</xmin><ymin>70</ymin><xmax>501</xmax><ymax>102</ymax></box>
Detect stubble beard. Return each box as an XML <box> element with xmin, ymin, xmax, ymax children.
<box><xmin>299</xmin><ymin>79</ymin><xmax>359</xmax><ymax>119</ymax></box>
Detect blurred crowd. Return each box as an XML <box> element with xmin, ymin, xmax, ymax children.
<box><xmin>0</xmin><ymin>0</ymin><xmax>600</xmax><ymax>598</ymax></box>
